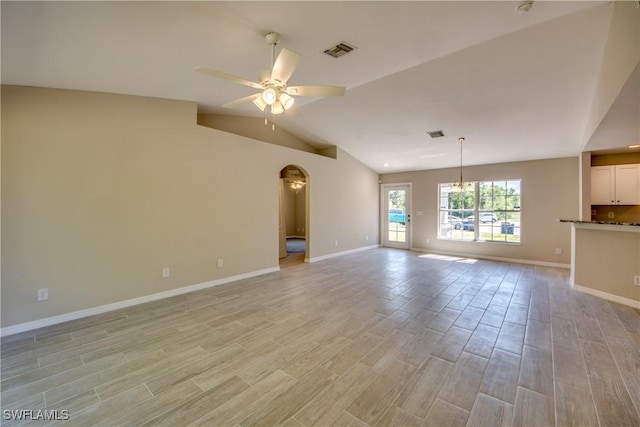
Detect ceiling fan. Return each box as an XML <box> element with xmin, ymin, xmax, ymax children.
<box><xmin>196</xmin><ymin>32</ymin><xmax>346</xmax><ymax>115</ymax></box>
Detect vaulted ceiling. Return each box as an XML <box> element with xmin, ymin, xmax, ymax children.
<box><xmin>2</xmin><ymin>1</ymin><xmax>638</xmax><ymax>173</ymax></box>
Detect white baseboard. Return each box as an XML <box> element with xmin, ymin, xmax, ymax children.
<box><xmin>573</xmin><ymin>284</ymin><xmax>640</xmax><ymax>309</ymax></box>
<box><xmin>410</xmin><ymin>247</ymin><xmax>570</xmax><ymax>269</ymax></box>
<box><xmin>306</xmin><ymin>244</ymin><xmax>379</xmax><ymax>263</ymax></box>
<box><xmin>1</xmin><ymin>266</ymin><xmax>280</xmax><ymax>337</ymax></box>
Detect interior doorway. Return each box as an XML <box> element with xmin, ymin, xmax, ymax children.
<box><xmin>279</xmin><ymin>165</ymin><xmax>308</xmax><ymax>266</ymax></box>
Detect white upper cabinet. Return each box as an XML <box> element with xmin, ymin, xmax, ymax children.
<box><xmin>615</xmin><ymin>164</ymin><xmax>640</xmax><ymax>204</ymax></box>
<box><xmin>591</xmin><ymin>164</ymin><xmax>640</xmax><ymax>205</ymax></box>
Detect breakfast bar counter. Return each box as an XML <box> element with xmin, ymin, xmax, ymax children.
<box><xmin>559</xmin><ymin>219</ymin><xmax>640</xmax><ymax>308</ymax></box>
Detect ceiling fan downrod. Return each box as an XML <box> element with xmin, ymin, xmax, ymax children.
<box><xmin>264</xmin><ymin>31</ymin><xmax>280</xmax><ymax>68</ymax></box>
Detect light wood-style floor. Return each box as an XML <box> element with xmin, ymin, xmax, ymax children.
<box><xmin>2</xmin><ymin>248</ymin><xmax>640</xmax><ymax>426</ymax></box>
<box><xmin>279</xmin><ymin>252</ymin><xmax>305</xmax><ymax>268</ymax></box>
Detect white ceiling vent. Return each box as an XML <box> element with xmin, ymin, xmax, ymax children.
<box><xmin>428</xmin><ymin>130</ymin><xmax>445</xmax><ymax>138</ymax></box>
<box><xmin>324</xmin><ymin>42</ymin><xmax>356</xmax><ymax>58</ymax></box>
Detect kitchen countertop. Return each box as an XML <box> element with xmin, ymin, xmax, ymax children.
<box><xmin>559</xmin><ymin>219</ymin><xmax>640</xmax><ymax>226</ymax></box>
<box><xmin>559</xmin><ymin>219</ymin><xmax>640</xmax><ymax>233</ymax></box>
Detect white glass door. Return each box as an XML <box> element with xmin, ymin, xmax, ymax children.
<box><xmin>382</xmin><ymin>184</ymin><xmax>411</xmax><ymax>249</ymax></box>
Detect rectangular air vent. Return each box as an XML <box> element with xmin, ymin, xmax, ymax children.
<box><xmin>428</xmin><ymin>130</ymin><xmax>445</xmax><ymax>138</ymax></box>
<box><xmin>324</xmin><ymin>42</ymin><xmax>356</xmax><ymax>58</ymax></box>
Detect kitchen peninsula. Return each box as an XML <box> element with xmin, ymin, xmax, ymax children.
<box><xmin>560</xmin><ymin>219</ymin><xmax>640</xmax><ymax>308</ymax></box>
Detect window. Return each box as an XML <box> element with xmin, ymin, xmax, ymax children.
<box><xmin>439</xmin><ymin>183</ymin><xmax>476</xmax><ymax>241</ymax></box>
<box><xmin>438</xmin><ymin>180</ymin><xmax>521</xmax><ymax>243</ymax></box>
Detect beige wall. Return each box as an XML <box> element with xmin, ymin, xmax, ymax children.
<box><xmin>198</xmin><ymin>114</ymin><xmax>326</xmax><ymax>156</ymax></box>
<box><xmin>295</xmin><ymin>187</ymin><xmax>306</xmax><ymax>236</ymax></box>
<box><xmin>574</xmin><ymin>227</ymin><xmax>640</xmax><ymax>302</ymax></box>
<box><xmin>282</xmin><ymin>178</ymin><xmax>306</xmax><ymax>237</ymax></box>
<box><xmin>381</xmin><ymin>157</ymin><xmax>579</xmax><ymax>265</ymax></box>
<box><xmin>1</xmin><ymin>85</ymin><xmax>380</xmax><ymax>327</ymax></box>
<box><xmin>283</xmin><ymin>179</ymin><xmax>297</xmax><ymax>237</ymax></box>
<box><xmin>591</xmin><ymin>152</ymin><xmax>640</xmax><ymax>166</ymax></box>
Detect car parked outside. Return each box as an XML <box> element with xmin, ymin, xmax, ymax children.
<box><xmin>445</xmin><ymin>215</ymin><xmax>463</xmax><ymax>229</ymax></box>
<box><xmin>468</xmin><ymin>213</ymin><xmax>498</xmax><ymax>223</ymax></box>
<box><xmin>389</xmin><ymin>209</ymin><xmax>406</xmax><ymax>225</ymax></box>
<box><xmin>442</xmin><ymin>215</ymin><xmax>474</xmax><ymax>231</ymax></box>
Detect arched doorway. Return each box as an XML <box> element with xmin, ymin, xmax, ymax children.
<box><xmin>279</xmin><ymin>165</ymin><xmax>308</xmax><ymax>266</ymax></box>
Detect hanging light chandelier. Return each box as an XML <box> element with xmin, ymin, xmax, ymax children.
<box><xmin>289</xmin><ymin>179</ymin><xmax>306</xmax><ymax>194</ymax></box>
<box><xmin>451</xmin><ymin>137</ymin><xmax>473</xmax><ymax>192</ymax></box>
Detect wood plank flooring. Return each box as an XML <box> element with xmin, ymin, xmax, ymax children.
<box><xmin>2</xmin><ymin>248</ymin><xmax>640</xmax><ymax>426</ymax></box>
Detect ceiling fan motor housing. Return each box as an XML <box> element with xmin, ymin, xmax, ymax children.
<box><xmin>264</xmin><ymin>32</ymin><xmax>281</xmax><ymax>45</ymax></box>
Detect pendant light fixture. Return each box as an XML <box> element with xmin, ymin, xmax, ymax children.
<box><xmin>289</xmin><ymin>179</ymin><xmax>306</xmax><ymax>194</ymax></box>
<box><xmin>452</xmin><ymin>137</ymin><xmax>473</xmax><ymax>192</ymax></box>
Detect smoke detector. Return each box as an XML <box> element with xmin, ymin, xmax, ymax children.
<box><xmin>517</xmin><ymin>1</ymin><xmax>534</xmax><ymax>12</ymax></box>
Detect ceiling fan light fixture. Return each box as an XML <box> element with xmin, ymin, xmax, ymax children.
<box><xmin>197</xmin><ymin>31</ymin><xmax>345</xmax><ymax>115</ymax></box>
<box><xmin>262</xmin><ymin>87</ymin><xmax>278</xmax><ymax>105</ymax></box>
<box><xmin>253</xmin><ymin>96</ymin><xmax>267</xmax><ymax>111</ymax></box>
<box><xmin>271</xmin><ymin>101</ymin><xmax>284</xmax><ymax>115</ymax></box>
<box><xmin>279</xmin><ymin>93</ymin><xmax>295</xmax><ymax>110</ymax></box>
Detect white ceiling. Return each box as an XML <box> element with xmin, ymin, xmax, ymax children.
<box><xmin>1</xmin><ymin>1</ymin><xmax>636</xmax><ymax>173</ymax></box>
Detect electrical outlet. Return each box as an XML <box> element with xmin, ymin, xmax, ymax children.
<box><xmin>555</xmin><ymin>248</ymin><xmax>562</xmax><ymax>255</ymax></box>
<box><xmin>334</xmin><ymin>240</ymin><xmax>339</xmax><ymax>246</ymax></box>
<box><xmin>365</xmin><ymin>235</ymin><xmax>369</xmax><ymax>241</ymax></box>
<box><xmin>426</xmin><ymin>238</ymin><xmax>430</xmax><ymax>245</ymax></box>
<box><xmin>162</xmin><ymin>267</ymin><xmax>170</xmax><ymax>278</ymax></box>
<box><xmin>217</xmin><ymin>258</ymin><xmax>224</xmax><ymax>268</ymax></box>
<box><xmin>37</xmin><ymin>288</ymin><xmax>48</xmax><ymax>301</ymax></box>
<box><xmin>608</xmin><ymin>212</ymin><xmax>614</xmax><ymax>219</ymax></box>
<box><xmin>634</xmin><ymin>275</ymin><xmax>640</xmax><ymax>286</ymax></box>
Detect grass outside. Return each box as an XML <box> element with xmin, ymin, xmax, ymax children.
<box><xmin>446</xmin><ymin>227</ymin><xmax>521</xmax><ymax>243</ymax></box>
<box><xmin>388</xmin><ymin>222</ymin><xmax>407</xmax><ymax>243</ymax></box>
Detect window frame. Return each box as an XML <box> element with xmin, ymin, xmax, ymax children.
<box><xmin>437</xmin><ymin>180</ymin><xmax>522</xmax><ymax>244</ymax></box>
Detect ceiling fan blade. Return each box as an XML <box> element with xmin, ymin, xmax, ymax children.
<box><xmin>271</xmin><ymin>48</ymin><xmax>300</xmax><ymax>85</ymax></box>
<box><xmin>223</xmin><ymin>93</ymin><xmax>260</xmax><ymax>108</ymax></box>
<box><xmin>286</xmin><ymin>85</ymin><xmax>346</xmax><ymax>97</ymax></box>
<box><xmin>195</xmin><ymin>67</ymin><xmax>263</xmax><ymax>90</ymax></box>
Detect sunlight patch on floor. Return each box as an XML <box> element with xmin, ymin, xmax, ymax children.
<box><xmin>418</xmin><ymin>253</ymin><xmax>478</xmax><ymax>264</ymax></box>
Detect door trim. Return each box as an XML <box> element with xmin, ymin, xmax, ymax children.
<box><xmin>381</xmin><ymin>183</ymin><xmax>412</xmax><ymax>249</ymax></box>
